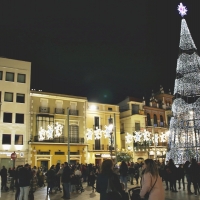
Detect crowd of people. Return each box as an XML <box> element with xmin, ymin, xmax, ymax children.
<box><xmin>0</xmin><ymin>158</ymin><xmax>199</xmax><ymax>200</ymax></box>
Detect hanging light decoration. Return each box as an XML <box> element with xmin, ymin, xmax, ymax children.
<box><xmin>38</xmin><ymin>127</ymin><xmax>46</xmax><ymax>141</ymax></box>
<box><xmin>54</xmin><ymin>122</ymin><xmax>63</xmax><ymax>137</ymax></box>
<box><xmin>152</xmin><ymin>134</ymin><xmax>159</xmax><ymax>145</ymax></box>
<box><xmin>125</xmin><ymin>133</ymin><xmax>134</xmax><ymax>144</ymax></box>
<box><xmin>94</xmin><ymin>128</ymin><xmax>103</xmax><ymax>140</ymax></box>
<box><xmin>160</xmin><ymin>132</ymin><xmax>167</xmax><ymax>143</ymax></box>
<box><xmin>103</xmin><ymin>125</ymin><xmax>112</xmax><ymax>138</ymax></box>
<box><xmin>133</xmin><ymin>131</ymin><xmax>142</xmax><ymax>143</ymax></box>
<box><xmin>143</xmin><ymin>129</ymin><xmax>151</xmax><ymax>141</ymax></box>
<box><xmin>46</xmin><ymin>124</ymin><xmax>54</xmax><ymax>139</ymax></box>
<box><xmin>86</xmin><ymin>128</ymin><xmax>93</xmax><ymax>140</ymax></box>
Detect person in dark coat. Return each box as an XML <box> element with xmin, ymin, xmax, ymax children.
<box><xmin>0</xmin><ymin>166</ymin><xmax>7</xmax><ymax>190</ymax></box>
<box><xmin>96</xmin><ymin>159</ymin><xmax>123</xmax><ymax>200</ymax></box>
<box><xmin>168</xmin><ymin>159</ymin><xmax>178</xmax><ymax>192</ymax></box>
<box><xmin>46</xmin><ymin>165</ymin><xmax>56</xmax><ymax>194</ymax></box>
<box><xmin>177</xmin><ymin>164</ymin><xmax>185</xmax><ymax>190</ymax></box>
<box><xmin>119</xmin><ymin>161</ymin><xmax>128</xmax><ymax>190</ymax></box>
<box><xmin>61</xmin><ymin>162</ymin><xmax>71</xmax><ymax>199</ymax></box>
<box><xmin>88</xmin><ymin>171</ymin><xmax>96</xmax><ymax>192</ymax></box>
<box><xmin>18</xmin><ymin>164</ymin><xmax>32</xmax><ymax>200</ymax></box>
<box><xmin>190</xmin><ymin>158</ymin><xmax>200</xmax><ymax>196</ymax></box>
<box><xmin>184</xmin><ymin>160</ymin><xmax>192</xmax><ymax>194</ymax></box>
<box><xmin>129</xmin><ymin>162</ymin><xmax>135</xmax><ymax>185</ymax></box>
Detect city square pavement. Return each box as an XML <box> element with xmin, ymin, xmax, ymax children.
<box><xmin>1</xmin><ymin>181</ymin><xmax>200</xmax><ymax>200</ymax></box>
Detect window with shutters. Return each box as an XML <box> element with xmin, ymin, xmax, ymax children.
<box><xmin>69</xmin><ymin>125</ymin><xmax>79</xmax><ymax>143</ymax></box>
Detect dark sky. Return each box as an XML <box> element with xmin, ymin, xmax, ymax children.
<box><xmin>0</xmin><ymin>1</ymin><xmax>200</xmax><ymax>104</ymax></box>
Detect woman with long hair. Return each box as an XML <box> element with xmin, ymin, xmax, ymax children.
<box><xmin>119</xmin><ymin>161</ymin><xmax>128</xmax><ymax>190</ymax></box>
<box><xmin>140</xmin><ymin>159</ymin><xmax>164</xmax><ymax>200</ymax></box>
<box><xmin>96</xmin><ymin>159</ymin><xmax>122</xmax><ymax>200</ymax></box>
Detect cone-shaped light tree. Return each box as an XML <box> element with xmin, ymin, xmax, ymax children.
<box><xmin>166</xmin><ymin>3</ymin><xmax>200</xmax><ymax>164</ymax></box>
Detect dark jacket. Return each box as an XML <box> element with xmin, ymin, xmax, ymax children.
<box><xmin>46</xmin><ymin>169</ymin><xmax>55</xmax><ymax>183</ymax></box>
<box><xmin>62</xmin><ymin>166</ymin><xmax>71</xmax><ymax>183</ymax></box>
<box><xmin>190</xmin><ymin>163</ymin><xmax>200</xmax><ymax>182</ymax></box>
<box><xmin>18</xmin><ymin>167</ymin><xmax>32</xmax><ymax>187</ymax></box>
<box><xmin>119</xmin><ymin>165</ymin><xmax>128</xmax><ymax>177</ymax></box>
<box><xmin>96</xmin><ymin>172</ymin><xmax>122</xmax><ymax>200</ymax></box>
<box><xmin>0</xmin><ymin>167</ymin><xmax>7</xmax><ymax>180</ymax></box>
<box><xmin>129</xmin><ymin>167</ymin><xmax>135</xmax><ymax>175</ymax></box>
<box><xmin>88</xmin><ymin>174</ymin><xmax>96</xmax><ymax>185</ymax></box>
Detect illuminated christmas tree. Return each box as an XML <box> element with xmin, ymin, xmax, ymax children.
<box><xmin>166</xmin><ymin>3</ymin><xmax>200</xmax><ymax>164</ymax></box>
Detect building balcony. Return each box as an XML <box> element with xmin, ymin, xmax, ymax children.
<box><xmin>55</xmin><ymin>108</ymin><xmax>65</xmax><ymax>114</ymax></box>
<box><xmin>39</xmin><ymin>107</ymin><xmax>50</xmax><ymax>113</ymax></box>
<box><xmin>91</xmin><ymin>144</ymin><xmax>114</xmax><ymax>151</ymax></box>
<box><xmin>146</xmin><ymin>122</ymin><xmax>167</xmax><ymax>128</ymax></box>
<box><xmin>69</xmin><ymin>109</ymin><xmax>79</xmax><ymax>116</ymax></box>
<box><xmin>93</xmin><ymin>125</ymin><xmax>102</xmax><ymax>130</ymax></box>
<box><xmin>33</xmin><ymin>136</ymin><xmax>84</xmax><ymax>143</ymax></box>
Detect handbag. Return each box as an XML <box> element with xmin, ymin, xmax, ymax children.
<box><xmin>143</xmin><ymin>176</ymin><xmax>158</xmax><ymax>200</ymax></box>
<box><xmin>106</xmin><ymin>175</ymin><xmax>122</xmax><ymax>200</ymax></box>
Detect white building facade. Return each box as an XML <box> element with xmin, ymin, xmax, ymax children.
<box><xmin>0</xmin><ymin>57</ymin><xmax>31</xmax><ymax>168</ymax></box>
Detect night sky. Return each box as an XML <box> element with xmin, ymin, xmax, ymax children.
<box><xmin>0</xmin><ymin>1</ymin><xmax>200</xmax><ymax>104</ymax></box>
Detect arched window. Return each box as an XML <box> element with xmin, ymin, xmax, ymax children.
<box><xmin>154</xmin><ymin>114</ymin><xmax>157</xmax><ymax>127</ymax></box>
<box><xmin>160</xmin><ymin>115</ymin><xmax>164</xmax><ymax>127</ymax></box>
<box><xmin>147</xmin><ymin>113</ymin><xmax>151</xmax><ymax>126</ymax></box>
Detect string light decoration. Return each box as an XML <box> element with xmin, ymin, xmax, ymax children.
<box><xmin>38</xmin><ymin>127</ymin><xmax>46</xmax><ymax>141</ymax></box>
<box><xmin>103</xmin><ymin>125</ymin><xmax>112</xmax><ymax>138</ymax></box>
<box><xmin>133</xmin><ymin>131</ymin><xmax>142</xmax><ymax>143</ymax></box>
<box><xmin>125</xmin><ymin>133</ymin><xmax>134</xmax><ymax>144</ymax></box>
<box><xmin>54</xmin><ymin>122</ymin><xmax>63</xmax><ymax>137</ymax></box>
<box><xmin>38</xmin><ymin>123</ymin><xmax>63</xmax><ymax>141</ymax></box>
<box><xmin>86</xmin><ymin>128</ymin><xmax>93</xmax><ymax>140</ymax></box>
<box><xmin>167</xmin><ymin>4</ymin><xmax>200</xmax><ymax>164</ymax></box>
<box><xmin>160</xmin><ymin>132</ymin><xmax>167</xmax><ymax>143</ymax></box>
<box><xmin>143</xmin><ymin>129</ymin><xmax>151</xmax><ymax>141</ymax></box>
<box><xmin>46</xmin><ymin>124</ymin><xmax>54</xmax><ymax>139</ymax></box>
<box><xmin>94</xmin><ymin>128</ymin><xmax>103</xmax><ymax>140</ymax></box>
<box><xmin>152</xmin><ymin>134</ymin><xmax>159</xmax><ymax>145</ymax></box>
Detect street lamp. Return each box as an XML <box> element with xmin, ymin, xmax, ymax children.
<box><xmin>108</xmin><ymin>115</ymin><xmax>113</xmax><ymax>159</ymax></box>
<box><xmin>67</xmin><ymin>107</ymin><xmax>70</xmax><ymax>164</ymax></box>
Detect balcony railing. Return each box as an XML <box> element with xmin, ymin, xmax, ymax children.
<box><xmin>69</xmin><ymin>109</ymin><xmax>79</xmax><ymax>116</ymax></box>
<box><xmin>55</xmin><ymin>108</ymin><xmax>65</xmax><ymax>114</ymax></box>
<box><xmin>93</xmin><ymin>125</ymin><xmax>102</xmax><ymax>130</ymax></box>
<box><xmin>33</xmin><ymin>136</ymin><xmax>84</xmax><ymax>143</ymax></box>
<box><xmin>39</xmin><ymin>107</ymin><xmax>50</xmax><ymax>113</ymax></box>
<box><xmin>91</xmin><ymin>144</ymin><xmax>113</xmax><ymax>151</ymax></box>
<box><xmin>146</xmin><ymin>122</ymin><xmax>167</xmax><ymax>128</ymax></box>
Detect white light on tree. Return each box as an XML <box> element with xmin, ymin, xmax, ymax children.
<box><xmin>133</xmin><ymin>131</ymin><xmax>142</xmax><ymax>143</ymax></box>
<box><xmin>94</xmin><ymin>128</ymin><xmax>103</xmax><ymax>140</ymax></box>
<box><xmin>86</xmin><ymin>128</ymin><xmax>93</xmax><ymax>140</ymax></box>
<box><xmin>167</xmin><ymin>4</ymin><xmax>200</xmax><ymax>164</ymax></box>
<box><xmin>54</xmin><ymin>122</ymin><xmax>63</xmax><ymax>137</ymax></box>
<box><xmin>177</xmin><ymin>3</ymin><xmax>187</xmax><ymax>17</ymax></box>
<box><xmin>125</xmin><ymin>133</ymin><xmax>134</xmax><ymax>144</ymax></box>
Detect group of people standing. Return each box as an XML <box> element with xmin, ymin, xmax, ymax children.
<box><xmin>162</xmin><ymin>158</ymin><xmax>200</xmax><ymax>196</ymax></box>
<box><xmin>96</xmin><ymin>159</ymin><xmax>165</xmax><ymax>200</ymax></box>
